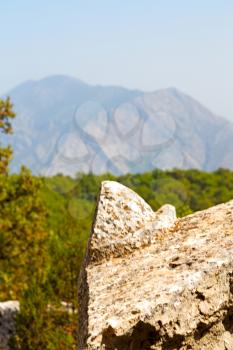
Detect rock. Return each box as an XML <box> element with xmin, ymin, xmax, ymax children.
<box><xmin>85</xmin><ymin>181</ymin><xmax>176</xmax><ymax>264</ymax></box>
<box><xmin>78</xmin><ymin>181</ymin><xmax>233</xmax><ymax>349</ymax></box>
<box><xmin>0</xmin><ymin>301</ymin><xmax>19</xmax><ymax>350</ymax></box>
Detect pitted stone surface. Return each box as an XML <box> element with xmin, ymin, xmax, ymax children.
<box><xmin>88</xmin><ymin>181</ymin><xmax>155</xmax><ymax>263</ymax></box>
<box><xmin>78</xmin><ymin>181</ymin><xmax>233</xmax><ymax>350</ymax></box>
<box><xmin>88</xmin><ymin>182</ymin><xmax>176</xmax><ymax>263</ymax></box>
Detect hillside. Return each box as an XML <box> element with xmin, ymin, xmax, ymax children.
<box><xmin>4</xmin><ymin>75</ymin><xmax>233</xmax><ymax>175</ymax></box>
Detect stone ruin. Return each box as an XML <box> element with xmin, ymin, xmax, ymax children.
<box><xmin>78</xmin><ymin>181</ymin><xmax>233</xmax><ymax>349</ymax></box>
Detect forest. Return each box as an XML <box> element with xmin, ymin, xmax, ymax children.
<box><xmin>1</xmin><ymin>98</ymin><xmax>233</xmax><ymax>349</ymax></box>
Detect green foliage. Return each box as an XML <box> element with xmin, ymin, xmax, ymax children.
<box><xmin>0</xmin><ymin>98</ymin><xmax>15</xmax><ymax>174</ymax></box>
<box><xmin>0</xmin><ymin>99</ymin><xmax>77</xmax><ymax>349</ymax></box>
<box><xmin>21</xmin><ymin>167</ymin><xmax>233</xmax><ymax>349</ymax></box>
<box><xmin>0</xmin><ymin>168</ymin><xmax>48</xmax><ymax>299</ymax></box>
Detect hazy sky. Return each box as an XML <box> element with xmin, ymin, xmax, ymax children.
<box><xmin>1</xmin><ymin>1</ymin><xmax>233</xmax><ymax>119</ymax></box>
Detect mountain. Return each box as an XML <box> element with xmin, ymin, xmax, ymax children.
<box><xmin>3</xmin><ymin>75</ymin><xmax>233</xmax><ymax>175</ymax></box>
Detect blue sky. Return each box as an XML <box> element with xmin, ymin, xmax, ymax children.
<box><xmin>1</xmin><ymin>0</ymin><xmax>233</xmax><ymax>118</ymax></box>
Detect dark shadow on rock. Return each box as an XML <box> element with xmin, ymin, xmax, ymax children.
<box><xmin>101</xmin><ymin>320</ymin><xmax>187</xmax><ymax>350</ymax></box>
<box><xmin>193</xmin><ymin>321</ymin><xmax>213</xmax><ymax>342</ymax></box>
<box><xmin>161</xmin><ymin>334</ymin><xmax>185</xmax><ymax>350</ymax></box>
<box><xmin>223</xmin><ymin>305</ymin><xmax>233</xmax><ymax>334</ymax></box>
<box><xmin>101</xmin><ymin>321</ymin><xmax>159</xmax><ymax>350</ymax></box>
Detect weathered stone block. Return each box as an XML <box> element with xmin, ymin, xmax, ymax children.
<box><xmin>78</xmin><ymin>181</ymin><xmax>233</xmax><ymax>349</ymax></box>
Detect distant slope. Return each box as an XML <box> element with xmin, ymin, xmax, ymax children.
<box><xmin>3</xmin><ymin>75</ymin><xmax>233</xmax><ymax>175</ymax></box>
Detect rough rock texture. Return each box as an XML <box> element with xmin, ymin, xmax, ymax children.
<box><xmin>78</xmin><ymin>181</ymin><xmax>233</xmax><ymax>350</ymax></box>
<box><xmin>87</xmin><ymin>181</ymin><xmax>176</xmax><ymax>264</ymax></box>
<box><xmin>0</xmin><ymin>301</ymin><xmax>19</xmax><ymax>350</ymax></box>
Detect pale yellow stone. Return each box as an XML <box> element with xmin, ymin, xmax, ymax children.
<box><xmin>78</xmin><ymin>181</ymin><xmax>233</xmax><ymax>350</ymax></box>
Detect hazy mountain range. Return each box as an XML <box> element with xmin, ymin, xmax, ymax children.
<box><xmin>3</xmin><ymin>75</ymin><xmax>233</xmax><ymax>176</ymax></box>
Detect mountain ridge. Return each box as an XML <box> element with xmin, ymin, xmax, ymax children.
<box><xmin>2</xmin><ymin>75</ymin><xmax>233</xmax><ymax>175</ymax></box>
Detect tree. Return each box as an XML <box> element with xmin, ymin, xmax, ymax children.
<box><xmin>0</xmin><ymin>97</ymin><xmax>15</xmax><ymax>174</ymax></box>
<box><xmin>0</xmin><ymin>99</ymin><xmax>53</xmax><ymax>348</ymax></box>
<box><xmin>0</xmin><ymin>99</ymin><xmax>49</xmax><ymax>299</ymax></box>
<box><xmin>0</xmin><ymin>98</ymin><xmax>77</xmax><ymax>349</ymax></box>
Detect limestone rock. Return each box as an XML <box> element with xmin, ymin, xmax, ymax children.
<box><xmin>0</xmin><ymin>301</ymin><xmax>19</xmax><ymax>350</ymax></box>
<box><xmin>86</xmin><ymin>181</ymin><xmax>176</xmax><ymax>264</ymax></box>
<box><xmin>78</xmin><ymin>181</ymin><xmax>233</xmax><ymax>350</ymax></box>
